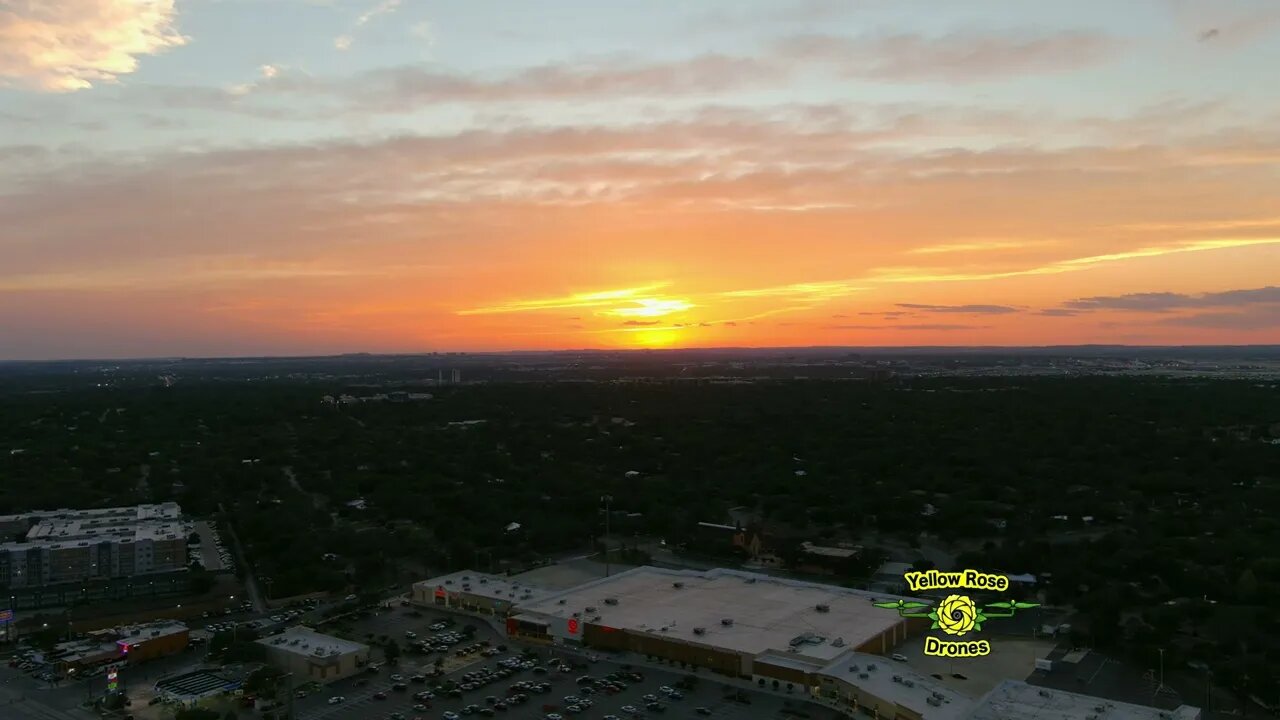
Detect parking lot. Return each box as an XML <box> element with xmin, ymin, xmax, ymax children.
<box><xmin>296</xmin><ymin>605</ymin><xmax>833</xmax><ymax>720</ymax></box>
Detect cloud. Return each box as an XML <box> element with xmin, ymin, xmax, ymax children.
<box><xmin>895</xmin><ymin>303</ymin><xmax>1020</xmax><ymax>314</ymax></box>
<box><xmin>599</xmin><ymin>298</ymin><xmax>694</xmax><ymax>318</ymax></box>
<box><xmin>1036</xmin><ymin>308</ymin><xmax>1082</xmax><ymax>317</ymax></box>
<box><xmin>1167</xmin><ymin>0</ymin><xmax>1280</xmax><ymax>48</ymax></box>
<box><xmin>0</xmin><ymin>0</ymin><xmax>187</xmax><ymax>92</ymax></box>
<box><xmin>829</xmin><ymin>323</ymin><xmax>989</xmax><ymax>331</ymax></box>
<box><xmin>334</xmin><ymin>35</ymin><xmax>353</xmax><ymax>51</ymax></box>
<box><xmin>720</xmin><ymin>280</ymin><xmax>865</xmax><ymax>301</ymax></box>
<box><xmin>621</xmin><ymin>320</ymin><xmax>661</xmax><ymax>326</ymax></box>
<box><xmin>354</xmin><ymin>0</ymin><xmax>400</xmax><ymax>27</ymax></box>
<box><xmin>456</xmin><ymin>284</ymin><xmax>670</xmax><ymax>316</ymax></box>
<box><xmin>773</xmin><ymin>29</ymin><xmax>1121</xmax><ymax>82</ymax></box>
<box><xmin>1063</xmin><ymin>286</ymin><xmax>1280</xmax><ymax>312</ymax></box>
<box><xmin>908</xmin><ymin>240</ymin><xmax>1055</xmax><ymax>255</ymax></box>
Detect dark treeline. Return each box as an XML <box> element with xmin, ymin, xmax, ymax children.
<box><xmin>2</xmin><ymin>376</ymin><xmax>1278</xmax><ymax>700</ymax></box>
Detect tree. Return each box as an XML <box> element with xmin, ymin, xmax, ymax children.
<box><xmin>176</xmin><ymin>710</ymin><xmax>221</xmax><ymax>720</ymax></box>
<box><xmin>384</xmin><ymin>639</ymin><xmax>401</xmax><ymax>662</ymax></box>
<box><xmin>1237</xmin><ymin>569</ymin><xmax>1259</xmax><ymax>602</ymax></box>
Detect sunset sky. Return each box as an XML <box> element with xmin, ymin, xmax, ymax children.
<box><xmin>2</xmin><ymin>0</ymin><xmax>1279</xmax><ymax>359</ymax></box>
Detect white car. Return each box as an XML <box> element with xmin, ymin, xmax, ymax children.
<box><xmin>327</xmin><ymin>696</ymin><xmax>344</xmax><ymax>704</ymax></box>
<box><xmin>892</xmin><ymin>653</ymin><xmax>909</xmax><ymax>662</ymax></box>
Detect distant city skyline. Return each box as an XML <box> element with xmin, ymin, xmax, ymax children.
<box><xmin>2</xmin><ymin>0</ymin><xmax>1279</xmax><ymax>360</ymax></box>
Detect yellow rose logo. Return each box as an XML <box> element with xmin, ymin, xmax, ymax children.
<box><xmin>935</xmin><ymin>594</ymin><xmax>977</xmax><ymax>636</ymax></box>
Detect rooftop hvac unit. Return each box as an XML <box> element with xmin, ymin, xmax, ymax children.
<box><xmin>462</xmin><ymin>575</ymin><xmax>471</xmax><ymax>580</ymax></box>
<box><xmin>592</xmin><ymin>616</ymin><xmax>601</xmax><ymax>622</ymax></box>
<box><xmin>660</xmin><ymin>627</ymin><xmax>669</xmax><ymax>632</ymax></box>
<box><xmin>721</xmin><ymin>618</ymin><xmax>734</xmax><ymax>627</ymax></box>
<box><xmin>815</xmin><ymin>604</ymin><xmax>830</xmax><ymax>613</ymax></box>
<box><xmin>558</xmin><ymin>599</ymin><xmax>566</xmax><ymax>605</ymax></box>
<box><xmin>848</xmin><ymin>664</ymin><xmax>859</xmax><ymax>672</ymax></box>
<box><xmin>693</xmin><ymin>628</ymin><xmax>706</xmax><ymax>636</ymax></box>
<box><xmin>832</xmin><ymin>637</ymin><xmax>845</xmax><ymax>647</ymax></box>
<box><xmin>445</xmin><ymin>580</ymin><xmax>453</xmax><ymax>585</ymax></box>
<box><xmin>1039</xmin><ymin>690</ymin><xmax>1051</xmax><ymax>698</ymax></box>
<box><xmin>1094</xmin><ymin>706</ymin><xmax>1106</xmax><ymax>713</ymax></box>
<box><xmin>480</xmin><ymin>578</ymin><xmax>488</xmax><ymax>584</ymax></box>
<box><xmin>867</xmin><ymin>663</ymin><xmax>876</xmax><ymax>671</ymax></box>
<box><xmin>892</xmin><ymin>675</ymin><xmax>902</xmax><ymax>683</ymax></box>
<box><xmin>586</xmin><ymin>606</ymin><xmax>597</xmax><ymax>613</ymax></box>
<box><xmin>673</xmin><ymin>582</ymin><xmax>684</xmax><ymax>589</ymax></box>
<box><xmin>572</xmin><ymin>612</ymin><xmax>581</xmax><ymax>618</ymax></box>
<box><xmin>927</xmin><ymin>697</ymin><xmax>942</xmax><ymax>707</ymax></box>
<box><xmin>903</xmin><ymin>680</ymin><xmax>915</xmax><ymax>687</ymax></box>
<box><xmin>859</xmin><ymin>673</ymin><xmax>869</xmax><ymax>680</ymax></box>
<box><xmin>745</xmin><ymin>578</ymin><xmax>756</xmax><ymax>584</ymax></box>
<box><xmin>604</xmin><ymin>598</ymin><xmax>618</xmax><ymax>605</ymax></box>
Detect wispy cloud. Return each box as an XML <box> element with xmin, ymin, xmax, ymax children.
<box><xmin>0</xmin><ymin>0</ymin><xmax>187</xmax><ymax>91</ymax></box>
<box><xmin>599</xmin><ymin>298</ymin><xmax>694</xmax><ymax>318</ymax></box>
<box><xmin>456</xmin><ymin>284</ymin><xmax>670</xmax><ymax>316</ymax></box>
<box><xmin>908</xmin><ymin>240</ymin><xmax>1054</xmax><ymax>255</ymax></box>
<box><xmin>720</xmin><ymin>280</ymin><xmax>865</xmax><ymax>301</ymax></box>
<box><xmin>1063</xmin><ymin>285</ymin><xmax>1280</xmax><ymax>312</ymax></box>
<box><xmin>896</xmin><ymin>303</ymin><xmax>1020</xmax><ymax>314</ymax></box>
<box><xmin>828</xmin><ymin>323</ymin><xmax>989</xmax><ymax>331</ymax></box>
<box><xmin>773</xmin><ymin>29</ymin><xmax>1121</xmax><ymax>82</ymax></box>
<box><xmin>333</xmin><ymin>0</ymin><xmax>401</xmax><ymax>51</ymax></box>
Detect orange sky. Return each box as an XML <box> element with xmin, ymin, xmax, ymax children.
<box><xmin>1</xmin><ymin>1</ymin><xmax>1279</xmax><ymax>358</ymax></box>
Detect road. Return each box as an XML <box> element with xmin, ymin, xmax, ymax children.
<box><xmin>217</xmin><ymin>502</ymin><xmax>267</xmax><ymax>613</ymax></box>
<box><xmin>0</xmin><ymin>665</ymin><xmax>98</xmax><ymax>720</ymax></box>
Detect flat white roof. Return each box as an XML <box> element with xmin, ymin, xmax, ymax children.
<box><xmin>818</xmin><ymin>652</ymin><xmax>974</xmax><ymax>720</ymax></box>
<box><xmin>415</xmin><ymin>571</ymin><xmax>554</xmax><ymax>605</ymax></box>
<box><xmin>968</xmin><ymin>681</ymin><xmax>1201</xmax><ymax>720</ymax></box>
<box><xmin>256</xmin><ymin>626</ymin><xmax>368</xmax><ymax>658</ymax></box>
<box><xmin>516</xmin><ymin>566</ymin><xmax>916</xmax><ymax>662</ymax></box>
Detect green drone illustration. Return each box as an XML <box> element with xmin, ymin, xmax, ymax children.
<box><xmin>874</xmin><ymin>596</ymin><xmax>1040</xmax><ymax>637</ymax></box>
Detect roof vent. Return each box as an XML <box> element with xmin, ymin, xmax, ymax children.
<box><xmin>848</xmin><ymin>664</ymin><xmax>859</xmax><ymax>672</ymax></box>
<box><xmin>721</xmin><ymin>618</ymin><xmax>734</xmax><ymax>627</ymax></box>
<box><xmin>745</xmin><ymin>578</ymin><xmax>757</xmax><ymax>584</ymax></box>
<box><xmin>558</xmin><ymin>599</ymin><xmax>566</xmax><ymax>605</ymax></box>
<box><xmin>859</xmin><ymin>673</ymin><xmax>869</xmax><ymax>679</ymax></box>
<box><xmin>660</xmin><ymin>626</ymin><xmax>669</xmax><ymax>632</ymax></box>
<box><xmin>480</xmin><ymin>578</ymin><xmax>488</xmax><ymax>584</ymax></box>
<box><xmin>586</xmin><ymin>606</ymin><xmax>597</xmax><ymax>613</ymax></box>
<box><xmin>928</xmin><ymin>697</ymin><xmax>943</xmax><ymax>707</ymax></box>
<box><xmin>604</xmin><ymin>598</ymin><xmax>618</xmax><ymax>605</ymax></box>
<box><xmin>1039</xmin><ymin>690</ymin><xmax>1052</xmax><ymax>698</ymax></box>
<box><xmin>893</xmin><ymin>675</ymin><xmax>902</xmax><ymax>683</ymax></box>
<box><xmin>815</xmin><ymin>604</ymin><xmax>830</xmax><ymax>613</ymax></box>
<box><xmin>832</xmin><ymin>637</ymin><xmax>845</xmax><ymax>647</ymax></box>
<box><xmin>673</xmin><ymin>582</ymin><xmax>684</xmax><ymax>589</ymax></box>
<box><xmin>693</xmin><ymin>627</ymin><xmax>706</xmax><ymax>636</ymax></box>
<box><xmin>867</xmin><ymin>663</ymin><xmax>876</xmax><ymax>671</ymax></box>
<box><xmin>904</xmin><ymin>679</ymin><xmax>915</xmax><ymax>687</ymax></box>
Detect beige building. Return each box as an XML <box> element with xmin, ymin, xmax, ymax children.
<box><xmin>256</xmin><ymin>626</ymin><xmax>370</xmax><ymax>686</ymax></box>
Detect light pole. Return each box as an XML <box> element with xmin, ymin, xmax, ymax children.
<box><xmin>601</xmin><ymin>496</ymin><xmax>613</xmax><ymax>577</ymax></box>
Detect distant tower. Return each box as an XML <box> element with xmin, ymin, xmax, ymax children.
<box><xmin>451</xmin><ymin>369</ymin><xmax>462</xmax><ymax>384</ymax></box>
<box><xmin>437</xmin><ymin>369</ymin><xmax>442</xmax><ymax>385</ymax></box>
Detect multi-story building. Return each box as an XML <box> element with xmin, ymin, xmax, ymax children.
<box><xmin>0</xmin><ymin>503</ymin><xmax>188</xmax><ymax>590</ymax></box>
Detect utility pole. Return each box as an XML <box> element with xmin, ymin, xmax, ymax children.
<box><xmin>602</xmin><ymin>496</ymin><xmax>613</xmax><ymax>577</ymax></box>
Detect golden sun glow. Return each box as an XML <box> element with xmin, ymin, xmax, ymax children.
<box><xmin>601</xmin><ymin>298</ymin><xmax>695</xmax><ymax>318</ymax></box>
